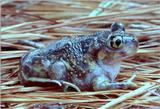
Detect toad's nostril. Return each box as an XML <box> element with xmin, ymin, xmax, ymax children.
<box><xmin>132</xmin><ymin>38</ymin><xmax>139</xmax><ymax>48</ymax></box>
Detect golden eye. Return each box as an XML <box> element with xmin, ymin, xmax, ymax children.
<box><xmin>109</xmin><ymin>36</ymin><xmax>123</xmax><ymax>49</ymax></box>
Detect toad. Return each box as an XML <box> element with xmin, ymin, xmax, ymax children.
<box><xmin>19</xmin><ymin>22</ymin><xmax>139</xmax><ymax>91</ymax></box>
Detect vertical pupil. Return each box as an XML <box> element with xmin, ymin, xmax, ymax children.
<box><xmin>115</xmin><ymin>39</ymin><xmax>121</xmax><ymax>47</ymax></box>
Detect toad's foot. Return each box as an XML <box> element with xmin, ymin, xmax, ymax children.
<box><xmin>122</xmin><ymin>73</ymin><xmax>137</xmax><ymax>89</ymax></box>
<box><xmin>20</xmin><ymin>76</ymin><xmax>62</xmax><ymax>87</ymax></box>
<box><xmin>20</xmin><ymin>75</ymin><xmax>80</xmax><ymax>91</ymax></box>
<box><xmin>61</xmin><ymin>81</ymin><xmax>81</xmax><ymax>92</ymax></box>
<box><xmin>62</xmin><ymin>81</ymin><xmax>81</xmax><ymax>92</ymax></box>
<box><xmin>93</xmin><ymin>74</ymin><xmax>137</xmax><ymax>91</ymax></box>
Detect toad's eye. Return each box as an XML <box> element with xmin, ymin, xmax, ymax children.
<box><xmin>109</xmin><ymin>36</ymin><xmax>123</xmax><ymax>49</ymax></box>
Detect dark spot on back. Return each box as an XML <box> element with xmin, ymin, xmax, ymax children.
<box><xmin>110</xmin><ymin>41</ymin><xmax>114</xmax><ymax>48</ymax></box>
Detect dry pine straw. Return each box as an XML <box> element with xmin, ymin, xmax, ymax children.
<box><xmin>1</xmin><ymin>0</ymin><xmax>160</xmax><ymax>109</ymax></box>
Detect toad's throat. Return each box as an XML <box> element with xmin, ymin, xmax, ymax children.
<box><xmin>98</xmin><ymin>59</ymin><xmax>121</xmax><ymax>81</ymax></box>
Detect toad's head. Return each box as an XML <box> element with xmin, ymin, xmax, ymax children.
<box><xmin>100</xmin><ymin>22</ymin><xmax>139</xmax><ymax>63</ymax></box>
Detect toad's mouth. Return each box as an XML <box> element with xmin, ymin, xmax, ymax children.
<box><xmin>103</xmin><ymin>52</ymin><xmax>138</xmax><ymax>65</ymax></box>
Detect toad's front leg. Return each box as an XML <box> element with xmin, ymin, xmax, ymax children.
<box><xmin>92</xmin><ymin>74</ymin><xmax>137</xmax><ymax>91</ymax></box>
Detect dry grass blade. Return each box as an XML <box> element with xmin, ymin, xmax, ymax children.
<box><xmin>1</xmin><ymin>0</ymin><xmax>160</xmax><ymax>109</ymax></box>
<box><xmin>99</xmin><ymin>82</ymin><xmax>157</xmax><ymax>109</ymax></box>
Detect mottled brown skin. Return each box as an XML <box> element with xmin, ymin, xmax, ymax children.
<box><xmin>19</xmin><ymin>22</ymin><xmax>139</xmax><ymax>91</ymax></box>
